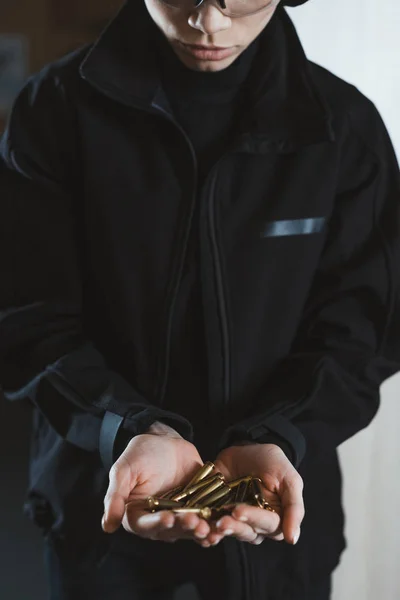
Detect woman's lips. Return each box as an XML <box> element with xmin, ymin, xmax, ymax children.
<box><xmin>180</xmin><ymin>43</ymin><xmax>235</xmax><ymax>61</ymax></box>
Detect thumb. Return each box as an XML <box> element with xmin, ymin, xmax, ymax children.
<box><xmin>280</xmin><ymin>474</ymin><xmax>305</xmax><ymax>545</ymax></box>
<box><xmin>102</xmin><ymin>461</ymin><xmax>135</xmax><ymax>534</ymax></box>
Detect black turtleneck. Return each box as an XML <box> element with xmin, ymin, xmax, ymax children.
<box><xmin>156</xmin><ymin>33</ymin><xmax>261</xmax><ymax>457</ymax></box>
<box><xmin>157</xmin><ymin>33</ymin><xmax>260</xmax><ymax>184</ymax></box>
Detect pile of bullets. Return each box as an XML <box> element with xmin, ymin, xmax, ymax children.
<box><xmin>144</xmin><ymin>461</ymin><xmax>278</xmax><ymax>521</ymax></box>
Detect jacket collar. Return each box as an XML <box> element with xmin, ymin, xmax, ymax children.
<box><xmin>79</xmin><ymin>0</ymin><xmax>335</xmax><ymax>152</ymax></box>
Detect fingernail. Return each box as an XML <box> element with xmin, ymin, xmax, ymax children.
<box><xmin>195</xmin><ymin>532</ymin><xmax>207</xmax><ymax>539</ymax></box>
<box><xmin>102</xmin><ymin>513</ymin><xmax>113</xmax><ymax>533</ymax></box>
<box><xmin>224</xmin><ymin>529</ymin><xmax>234</xmax><ymax>536</ymax></box>
<box><xmin>238</xmin><ymin>515</ymin><xmax>248</xmax><ymax>522</ymax></box>
<box><xmin>293</xmin><ymin>528</ymin><xmax>301</xmax><ymax>545</ymax></box>
<box><xmin>216</xmin><ymin>520</ymin><xmax>223</xmax><ymax>528</ymax></box>
<box><xmin>138</xmin><ymin>514</ymin><xmax>160</xmax><ymax>526</ymax></box>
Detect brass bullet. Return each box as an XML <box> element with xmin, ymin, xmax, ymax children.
<box><xmin>252</xmin><ymin>477</ymin><xmax>264</xmax><ymax>493</ymax></box>
<box><xmin>235</xmin><ymin>480</ymin><xmax>250</xmax><ymax>503</ymax></box>
<box><xmin>251</xmin><ymin>477</ymin><xmax>266</xmax><ymax>509</ymax></box>
<box><xmin>185</xmin><ymin>477</ymin><xmax>226</xmax><ymax>507</ymax></box>
<box><xmin>227</xmin><ymin>476</ymin><xmax>252</xmax><ymax>490</ymax></box>
<box><xmin>182</xmin><ymin>462</ymin><xmax>215</xmax><ymax>491</ymax></box>
<box><xmin>171</xmin><ymin>474</ymin><xmax>222</xmax><ymax>502</ymax></box>
<box><xmin>210</xmin><ymin>502</ymin><xmax>241</xmax><ymax>517</ymax></box>
<box><xmin>215</xmin><ymin>502</ymin><xmax>242</xmax><ymax>511</ymax></box>
<box><xmin>245</xmin><ymin>477</ymin><xmax>279</xmax><ymax>513</ymax></box>
<box><xmin>210</xmin><ymin>491</ymin><xmax>234</xmax><ymax>509</ymax></box>
<box><xmin>172</xmin><ymin>507</ymin><xmax>212</xmax><ymax>520</ymax></box>
<box><xmin>263</xmin><ymin>502</ymin><xmax>277</xmax><ymax>513</ymax></box>
<box><xmin>196</xmin><ymin>484</ymin><xmax>232</xmax><ymax>508</ymax></box>
<box><xmin>160</xmin><ymin>484</ymin><xmax>185</xmax><ymax>500</ymax></box>
<box><xmin>145</xmin><ymin>497</ymin><xmax>185</xmax><ymax>511</ymax></box>
<box><xmin>209</xmin><ymin>507</ymin><xmax>232</xmax><ymax>519</ymax></box>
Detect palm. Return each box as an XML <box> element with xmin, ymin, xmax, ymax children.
<box><xmin>104</xmin><ymin>431</ymin><xmax>212</xmax><ymax>543</ymax></box>
<box><xmin>214</xmin><ymin>445</ymin><xmax>284</xmax><ymax>511</ymax></box>
<box><xmin>121</xmin><ymin>434</ymin><xmax>204</xmax><ymax>503</ymax></box>
<box><xmin>109</xmin><ymin>434</ymin><xmax>213</xmax><ymax>543</ymax></box>
<box><xmin>203</xmin><ymin>444</ymin><xmax>303</xmax><ymax>547</ymax></box>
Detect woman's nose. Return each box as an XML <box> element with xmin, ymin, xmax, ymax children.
<box><xmin>188</xmin><ymin>2</ymin><xmax>232</xmax><ymax>35</ymax></box>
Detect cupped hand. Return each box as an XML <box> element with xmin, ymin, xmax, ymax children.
<box><xmin>102</xmin><ymin>423</ymin><xmax>212</xmax><ymax>544</ymax></box>
<box><xmin>205</xmin><ymin>443</ymin><xmax>304</xmax><ymax>547</ymax></box>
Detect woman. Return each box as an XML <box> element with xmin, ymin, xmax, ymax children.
<box><xmin>0</xmin><ymin>0</ymin><xmax>399</xmax><ymax>598</ymax></box>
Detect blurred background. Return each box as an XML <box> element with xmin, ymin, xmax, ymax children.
<box><xmin>0</xmin><ymin>0</ymin><xmax>399</xmax><ymax>599</ymax></box>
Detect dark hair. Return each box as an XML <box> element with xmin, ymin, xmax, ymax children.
<box><xmin>283</xmin><ymin>0</ymin><xmax>310</xmax><ymax>6</ymax></box>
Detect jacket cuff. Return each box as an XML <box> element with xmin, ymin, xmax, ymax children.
<box><xmin>99</xmin><ymin>408</ymin><xmax>194</xmax><ymax>471</ymax></box>
<box><xmin>218</xmin><ymin>414</ymin><xmax>306</xmax><ymax>469</ymax></box>
<box><xmin>219</xmin><ymin>431</ymin><xmax>295</xmax><ymax>465</ymax></box>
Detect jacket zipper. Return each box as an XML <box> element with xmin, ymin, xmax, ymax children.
<box><xmin>207</xmin><ymin>169</ymin><xmax>231</xmax><ymax>423</ymax></box>
<box><xmin>149</xmin><ymin>104</ymin><xmax>199</xmax><ymax>405</ymax></box>
<box><xmin>207</xmin><ymin>165</ymin><xmax>250</xmax><ymax>600</ymax></box>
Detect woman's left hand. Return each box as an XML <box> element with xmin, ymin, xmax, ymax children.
<box><xmin>200</xmin><ymin>443</ymin><xmax>304</xmax><ymax>548</ymax></box>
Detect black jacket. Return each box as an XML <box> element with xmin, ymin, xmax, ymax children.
<box><xmin>1</xmin><ymin>2</ymin><xmax>399</xmax><ymax>598</ymax></box>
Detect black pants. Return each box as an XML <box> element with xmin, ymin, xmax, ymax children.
<box><xmin>44</xmin><ymin>537</ymin><xmax>332</xmax><ymax>600</ymax></box>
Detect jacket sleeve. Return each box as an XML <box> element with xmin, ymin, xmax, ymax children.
<box><xmin>218</xmin><ymin>101</ymin><xmax>400</xmax><ymax>469</ymax></box>
<box><xmin>0</xmin><ymin>70</ymin><xmax>194</xmax><ymax>472</ymax></box>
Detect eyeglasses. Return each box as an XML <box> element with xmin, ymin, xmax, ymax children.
<box><xmin>159</xmin><ymin>0</ymin><xmax>278</xmax><ymax>19</ymax></box>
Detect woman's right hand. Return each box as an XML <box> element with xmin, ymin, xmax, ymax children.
<box><xmin>102</xmin><ymin>422</ymin><xmax>213</xmax><ymax>544</ymax></box>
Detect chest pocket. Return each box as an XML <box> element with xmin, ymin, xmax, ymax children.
<box><xmin>260</xmin><ymin>217</ymin><xmax>326</xmax><ymax>238</ymax></box>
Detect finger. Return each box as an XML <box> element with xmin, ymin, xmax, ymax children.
<box><xmin>130</xmin><ymin>510</ymin><xmax>211</xmax><ymax>543</ymax></box>
<box><xmin>207</xmin><ymin>517</ymin><xmax>229</xmax><ymax>544</ymax></box>
<box><xmin>250</xmin><ymin>534</ymin><xmax>265</xmax><ymax>546</ymax></box>
<box><xmin>231</xmin><ymin>504</ymin><xmax>282</xmax><ymax>537</ymax></box>
<box><xmin>126</xmin><ymin>508</ymin><xmax>175</xmax><ymax>537</ymax></box>
<box><xmin>103</xmin><ymin>461</ymin><xmax>135</xmax><ymax>533</ymax></box>
<box><xmin>206</xmin><ymin>528</ymin><xmax>228</xmax><ymax>546</ymax></box>
<box><xmin>208</xmin><ymin>535</ymin><xmax>225</xmax><ymax>547</ymax></box>
<box><xmin>175</xmin><ymin>513</ymin><xmax>201</xmax><ymax>533</ymax></box>
<box><xmin>156</xmin><ymin>521</ymin><xmax>210</xmax><ymax>544</ymax></box>
<box><xmin>156</xmin><ymin>529</ymin><xmax>193</xmax><ymax>542</ymax></box>
<box><xmin>194</xmin><ymin>520</ymin><xmax>226</xmax><ymax>546</ymax></box>
<box><xmin>193</xmin><ymin>518</ymin><xmax>210</xmax><ymax>541</ymax></box>
<box><xmin>214</xmin><ymin>515</ymin><xmax>257</xmax><ymax>544</ymax></box>
<box><xmin>269</xmin><ymin>532</ymin><xmax>285</xmax><ymax>542</ymax></box>
<box><xmin>174</xmin><ymin>513</ymin><xmax>212</xmax><ymax>544</ymax></box>
<box><xmin>164</xmin><ymin>514</ymin><xmax>202</xmax><ymax>541</ymax></box>
<box><xmin>280</xmin><ymin>475</ymin><xmax>305</xmax><ymax>545</ymax></box>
